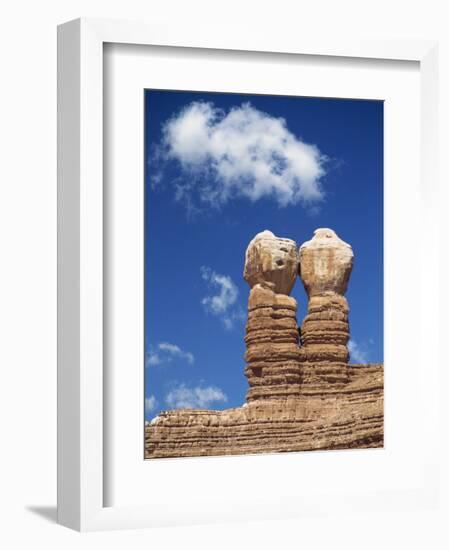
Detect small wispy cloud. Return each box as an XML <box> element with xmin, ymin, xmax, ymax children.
<box><xmin>145</xmin><ymin>395</ymin><xmax>158</xmax><ymax>413</ymax></box>
<box><xmin>348</xmin><ymin>339</ymin><xmax>369</xmax><ymax>364</ymax></box>
<box><xmin>146</xmin><ymin>342</ymin><xmax>194</xmax><ymax>367</ymax></box>
<box><xmin>157</xmin><ymin>101</ymin><xmax>327</xmax><ymax>212</ymax></box>
<box><xmin>165</xmin><ymin>383</ymin><xmax>228</xmax><ymax>409</ymax></box>
<box><xmin>201</xmin><ymin>267</ymin><xmax>238</xmax><ymax>314</ymax></box>
<box><xmin>200</xmin><ymin>266</ymin><xmax>244</xmax><ymax>329</ymax></box>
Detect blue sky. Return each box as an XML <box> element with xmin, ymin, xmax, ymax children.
<box><xmin>144</xmin><ymin>90</ymin><xmax>383</xmax><ymax>420</ymax></box>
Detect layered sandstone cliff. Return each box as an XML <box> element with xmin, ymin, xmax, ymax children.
<box><xmin>145</xmin><ymin>228</ymin><xmax>383</xmax><ymax>459</ymax></box>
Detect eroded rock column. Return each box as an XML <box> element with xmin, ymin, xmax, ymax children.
<box><xmin>299</xmin><ymin>228</ymin><xmax>353</xmax><ymax>388</ymax></box>
<box><xmin>243</xmin><ymin>230</ymin><xmax>302</xmax><ymax>401</ymax></box>
<box><xmin>145</xmin><ymin>227</ymin><xmax>384</xmax><ymax>458</ymax></box>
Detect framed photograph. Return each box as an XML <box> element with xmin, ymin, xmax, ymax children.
<box><xmin>143</xmin><ymin>89</ymin><xmax>384</xmax><ymax>460</ymax></box>
<box><xmin>58</xmin><ymin>18</ymin><xmax>440</xmax><ymax>531</ymax></box>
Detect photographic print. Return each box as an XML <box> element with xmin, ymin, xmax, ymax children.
<box><xmin>144</xmin><ymin>90</ymin><xmax>383</xmax><ymax>459</ymax></box>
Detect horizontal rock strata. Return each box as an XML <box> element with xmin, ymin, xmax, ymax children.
<box><xmin>145</xmin><ymin>364</ymin><xmax>383</xmax><ymax>458</ymax></box>
<box><xmin>299</xmin><ymin>229</ymin><xmax>354</xmax><ymax>389</ymax></box>
<box><xmin>245</xmin><ymin>284</ymin><xmax>302</xmax><ymax>401</ymax></box>
<box><xmin>145</xmin><ymin>228</ymin><xmax>384</xmax><ymax>459</ymax></box>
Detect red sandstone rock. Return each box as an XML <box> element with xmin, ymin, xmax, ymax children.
<box><xmin>145</xmin><ymin>228</ymin><xmax>383</xmax><ymax>459</ymax></box>
<box><xmin>299</xmin><ymin>228</ymin><xmax>353</xmax><ymax>296</ymax></box>
<box><xmin>299</xmin><ymin>229</ymin><xmax>354</xmax><ymax>387</ymax></box>
<box><xmin>245</xmin><ymin>285</ymin><xmax>302</xmax><ymax>402</ymax></box>
<box><xmin>244</xmin><ymin>230</ymin><xmax>299</xmax><ymax>295</ymax></box>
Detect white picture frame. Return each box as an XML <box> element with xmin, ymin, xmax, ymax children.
<box><xmin>57</xmin><ymin>17</ymin><xmax>440</xmax><ymax>531</ymax></box>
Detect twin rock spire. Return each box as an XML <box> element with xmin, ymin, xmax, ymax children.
<box><xmin>244</xmin><ymin>228</ymin><xmax>354</xmax><ymax>401</ymax></box>
<box><xmin>145</xmin><ymin>228</ymin><xmax>383</xmax><ymax>459</ymax></box>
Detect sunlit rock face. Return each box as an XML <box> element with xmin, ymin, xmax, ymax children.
<box><xmin>299</xmin><ymin>228</ymin><xmax>353</xmax><ymax>296</ymax></box>
<box><xmin>244</xmin><ymin>230</ymin><xmax>299</xmax><ymax>295</ymax></box>
<box><xmin>244</xmin><ymin>284</ymin><xmax>302</xmax><ymax>402</ymax></box>
<box><xmin>298</xmin><ymin>228</ymin><xmax>354</xmax><ymax>384</ymax></box>
<box><xmin>145</xmin><ymin>227</ymin><xmax>384</xmax><ymax>459</ymax></box>
<box><xmin>243</xmin><ymin>231</ymin><xmax>302</xmax><ymax>401</ymax></box>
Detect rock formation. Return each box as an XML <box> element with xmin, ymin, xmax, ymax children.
<box><xmin>244</xmin><ymin>230</ymin><xmax>299</xmax><ymax>295</ymax></box>
<box><xmin>145</xmin><ymin>228</ymin><xmax>383</xmax><ymax>459</ymax></box>
<box><xmin>299</xmin><ymin>228</ymin><xmax>354</xmax><ymax>389</ymax></box>
<box><xmin>244</xmin><ymin>231</ymin><xmax>302</xmax><ymax>401</ymax></box>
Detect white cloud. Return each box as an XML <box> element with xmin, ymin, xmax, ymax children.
<box><xmin>146</xmin><ymin>352</ymin><xmax>162</xmax><ymax>366</ymax></box>
<box><xmin>200</xmin><ymin>267</ymin><xmax>244</xmax><ymax>329</ymax></box>
<box><xmin>160</xmin><ymin>101</ymin><xmax>327</xmax><ymax>209</ymax></box>
<box><xmin>201</xmin><ymin>267</ymin><xmax>238</xmax><ymax>314</ymax></box>
<box><xmin>158</xmin><ymin>342</ymin><xmax>194</xmax><ymax>364</ymax></box>
<box><xmin>145</xmin><ymin>395</ymin><xmax>158</xmax><ymax>413</ymax></box>
<box><xmin>348</xmin><ymin>339</ymin><xmax>369</xmax><ymax>364</ymax></box>
<box><xmin>165</xmin><ymin>384</ymin><xmax>228</xmax><ymax>409</ymax></box>
<box><xmin>146</xmin><ymin>342</ymin><xmax>194</xmax><ymax>367</ymax></box>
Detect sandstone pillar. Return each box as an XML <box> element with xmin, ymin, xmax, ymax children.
<box><xmin>243</xmin><ymin>231</ymin><xmax>302</xmax><ymax>401</ymax></box>
<box><xmin>145</xmin><ymin>227</ymin><xmax>384</xmax><ymax>459</ymax></box>
<box><xmin>298</xmin><ymin>228</ymin><xmax>353</xmax><ymax>387</ymax></box>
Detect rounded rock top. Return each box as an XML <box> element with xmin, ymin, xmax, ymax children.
<box><xmin>300</xmin><ymin>228</ymin><xmax>353</xmax><ymax>253</ymax></box>
<box><xmin>244</xmin><ymin>230</ymin><xmax>299</xmax><ymax>295</ymax></box>
<box><xmin>299</xmin><ymin>228</ymin><xmax>354</xmax><ymax>296</ymax></box>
